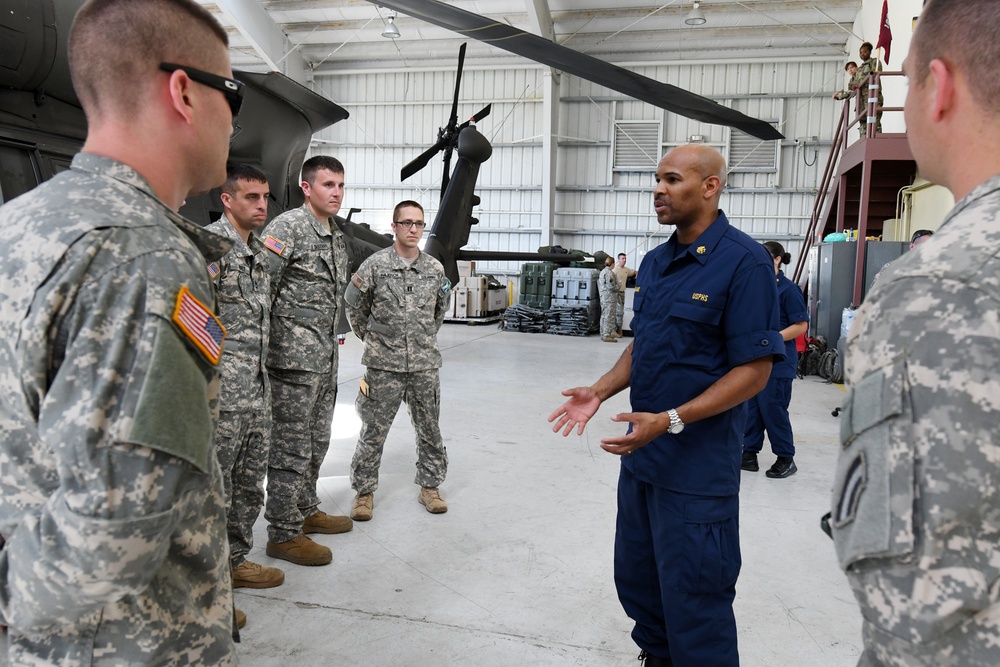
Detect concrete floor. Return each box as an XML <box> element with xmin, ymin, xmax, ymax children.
<box><xmin>234</xmin><ymin>323</ymin><xmax>863</xmax><ymax>666</ymax></box>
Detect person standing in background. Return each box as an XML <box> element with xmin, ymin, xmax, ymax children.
<box><xmin>855</xmin><ymin>41</ymin><xmax>884</xmax><ymax>136</ymax></box>
<box><xmin>207</xmin><ymin>164</ymin><xmax>285</xmax><ymax>599</ymax></box>
<box><xmin>599</xmin><ymin>256</ymin><xmax>619</xmax><ymax>343</ymax></box>
<box><xmin>833</xmin><ymin>61</ymin><xmax>859</xmax><ymax>100</ymax></box>
<box><xmin>612</xmin><ymin>253</ymin><xmax>638</xmax><ymax>337</ymax></box>
<box><xmin>345</xmin><ymin>201</ymin><xmax>452</xmax><ymax>520</ymax></box>
<box><xmin>262</xmin><ymin>156</ymin><xmax>353</xmax><ymax>568</ymax></box>
<box><xmin>741</xmin><ymin>241</ymin><xmax>809</xmax><ymax>479</ymax></box>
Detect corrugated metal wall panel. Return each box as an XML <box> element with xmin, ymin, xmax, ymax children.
<box><xmin>312</xmin><ymin>58</ymin><xmax>842</xmax><ymax>275</ymax></box>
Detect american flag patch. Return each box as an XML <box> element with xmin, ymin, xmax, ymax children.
<box><xmin>172</xmin><ymin>286</ymin><xmax>226</xmax><ymax>365</ymax></box>
<box><xmin>263</xmin><ymin>235</ymin><xmax>286</xmax><ymax>255</ymax></box>
<box><xmin>207</xmin><ymin>262</ymin><xmax>220</xmax><ymax>279</ymax></box>
<box><xmin>351</xmin><ymin>273</ymin><xmax>364</xmax><ymax>289</ymax></box>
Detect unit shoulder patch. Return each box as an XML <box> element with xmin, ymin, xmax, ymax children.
<box><xmin>172</xmin><ymin>285</ymin><xmax>226</xmax><ymax>365</ymax></box>
<box><xmin>263</xmin><ymin>235</ymin><xmax>287</xmax><ymax>256</ymax></box>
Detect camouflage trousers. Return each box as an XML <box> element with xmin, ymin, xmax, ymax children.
<box><xmin>265</xmin><ymin>368</ymin><xmax>337</xmax><ymax>543</ymax></box>
<box><xmin>215</xmin><ymin>395</ymin><xmax>271</xmax><ymax>565</ymax></box>
<box><xmin>599</xmin><ymin>295</ymin><xmax>617</xmax><ymax>338</ymax></box>
<box><xmin>615</xmin><ymin>291</ymin><xmax>625</xmax><ymax>328</ymax></box>
<box><xmin>351</xmin><ymin>367</ymin><xmax>446</xmax><ymax>494</ymax></box>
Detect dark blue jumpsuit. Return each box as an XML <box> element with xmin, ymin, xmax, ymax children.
<box><xmin>743</xmin><ymin>270</ymin><xmax>809</xmax><ymax>458</ymax></box>
<box><xmin>618</xmin><ymin>212</ymin><xmax>783</xmax><ymax>666</ymax></box>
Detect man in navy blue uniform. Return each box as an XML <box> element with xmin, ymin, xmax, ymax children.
<box><xmin>550</xmin><ymin>144</ymin><xmax>783</xmax><ymax>666</ymax></box>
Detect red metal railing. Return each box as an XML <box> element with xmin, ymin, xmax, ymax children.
<box><xmin>792</xmin><ymin>71</ymin><xmax>903</xmax><ymax>286</ymax></box>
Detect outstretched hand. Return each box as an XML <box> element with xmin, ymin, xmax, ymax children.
<box><xmin>548</xmin><ymin>387</ymin><xmax>602</xmax><ymax>437</ymax></box>
<box><xmin>599</xmin><ymin>410</ymin><xmax>671</xmax><ymax>456</ymax></box>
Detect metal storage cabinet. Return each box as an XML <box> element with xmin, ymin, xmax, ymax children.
<box><xmin>862</xmin><ymin>241</ymin><xmax>908</xmax><ymax>300</ymax></box>
<box><xmin>809</xmin><ymin>242</ymin><xmax>857</xmax><ymax>344</ymax></box>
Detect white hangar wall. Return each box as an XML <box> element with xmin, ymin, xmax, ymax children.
<box><xmin>312</xmin><ymin>56</ymin><xmax>845</xmax><ymax>276</ymax></box>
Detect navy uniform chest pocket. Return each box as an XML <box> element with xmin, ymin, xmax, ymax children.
<box><xmin>662</xmin><ymin>298</ymin><xmax>727</xmax><ymax>366</ymax></box>
<box><xmin>670</xmin><ymin>300</ymin><xmax>724</xmax><ymax>326</ymax></box>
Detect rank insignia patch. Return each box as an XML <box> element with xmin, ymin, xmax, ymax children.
<box><xmin>173</xmin><ymin>286</ymin><xmax>226</xmax><ymax>365</ymax></box>
<box><xmin>696</xmin><ymin>246</ymin><xmax>707</xmax><ymax>254</ymax></box>
<box><xmin>263</xmin><ymin>235</ymin><xmax>286</xmax><ymax>255</ymax></box>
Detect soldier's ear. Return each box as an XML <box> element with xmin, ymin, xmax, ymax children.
<box><xmin>927</xmin><ymin>59</ymin><xmax>956</xmax><ymax>122</ymax></box>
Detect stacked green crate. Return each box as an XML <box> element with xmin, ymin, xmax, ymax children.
<box><xmin>518</xmin><ymin>262</ymin><xmax>555</xmax><ymax>310</ymax></box>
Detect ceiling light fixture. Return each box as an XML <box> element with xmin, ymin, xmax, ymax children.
<box><xmin>381</xmin><ymin>9</ymin><xmax>401</xmax><ymax>38</ymax></box>
<box><xmin>685</xmin><ymin>1</ymin><xmax>707</xmax><ymax>26</ymax></box>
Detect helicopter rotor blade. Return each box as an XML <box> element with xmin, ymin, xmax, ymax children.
<box><xmin>472</xmin><ymin>103</ymin><xmax>491</xmax><ymax>123</ymax></box>
<box><xmin>447</xmin><ymin>42</ymin><xmax>466</xmax><ymax>132</ymax></box>
<box><xmin>400</xmin><ymin>135</ymin><xmax>449</xmax><ymax>181</ymax></box>
<box><xmin>457</xmin><ymin>103</ymin><xmax>492</xmax><ymax>132</ymax></box>
<box><xmin>372</xmin><ymin>0</ymin><xmax>783</xmax><ymax>140</ymax></box>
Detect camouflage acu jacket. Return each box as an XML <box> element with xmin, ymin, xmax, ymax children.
<box><xmin>0</xmin><ymin>154</ymin><xmax>236</xmax><ymax>665</ymax></box>
<box><xmin>206</xmin><ymin>216</ymin><xmax>271</xmax><ymax>411</ymax></box>
<box><xmin>345</xmin><ymin>247</ymin><xmax>451</xmax><ymax>372</ymax></box>
<box><xmin>832</xmin><ymin>174</ymin><xmax>1000</xmax><ymax>665</ymax></box>
<box><xmin>262</xmin><ymin>204</ymin><xmax>349</xmax><ymax>374</ymax></box>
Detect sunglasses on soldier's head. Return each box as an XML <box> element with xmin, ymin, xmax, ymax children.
<box><xmin>159</xmin><ymin>62</ymin><xmax>244</xmax><ymax>118</ymax></box>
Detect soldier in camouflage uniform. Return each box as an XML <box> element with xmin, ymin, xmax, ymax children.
<box><xmin>0</xmin><ymin>0</ymin><xmax>239</xmax><ymax>662</ymax></box>
<box><xmin>831</xmin><ymin>1</ymin><xmax>1000</xmax><ymax>663</ymax></box>
<box><xmin>855</xmin><ymin>42</ymin><xmax>883</xmax><ymax>136</ymax></box>
<box><xmin>206</xmin><ymin>164</ymin><xmax>285</xmax><ymax>592</ymax></box>
<box><xmin>598</xmin><ymin>256</ymin><xmax>619</xmax><ymax>342</ymax></box>
<box><xmin>345</xmin><ymin>201</ymin><xmax>452</xmax><ymax>520</ymax></box>
<box><xmin>832</xmin><ymin>60</ymin><xmax>859</xmax><ymax>100</ymax></box>
<box><xmin>262</xmin><ymin>156</ymin><xmax>353</xmax><ymax>567</ymax></box>
<box><xmin>612</xmin><ymin>253</ymin><xmax>637</xmax><ymax>336</ymax></box>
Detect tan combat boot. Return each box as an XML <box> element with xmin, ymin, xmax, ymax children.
<box><xmin>232</xmin><ymin>560</ymin><xmax>285</xmax><ymax>589</ymax></box>
<box><xmin>601</xmin><ymin>336</ymin><xmax>618</xmax><ymax>343</ymax></box>
<box><xmin>265</xmin><ymin>534</ymin><xmax>332</xmax><ymax>566</ymax></box>
<box><xmin>235</xmin><ymin>608</ymin><xmax>247</xmax><ymax>629</ymax></box>
<box><xmin>302</xmin><ymin>510</ymin><xmax>353</xmax><ymax>534</ymax></box>
<box><xmin>419</xmin><ymin>486</ymin><xmax>448</xmax><ymax>514</ymax></box>
<box><xmin>351</xmin><ymin>492</ymin><xmax>374</xmax><ymax>521</ymax></box>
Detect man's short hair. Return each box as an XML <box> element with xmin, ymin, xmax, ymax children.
<box><xmin>69</xmin><ymin>0</ymin><xmax>228</xmax><ymax>121</ymax></box>
<box><xmin>617</xmin><ymin>253</ymin><xmax>627</xmax><ymax>260</ymax></box>
<box><xmin>301</xmin><ymin>156</ymin><xmax>345</xmax><ymax>185</ymax></box>
<box><xmin>845</xmin><ymin>60</ymin><xmax>858</xmax><ymax>71</ymax></box>
<box><xmin>222</xmin><ymin>164</ymin><xmax>268</xmax><ymax>196</ymax></box>
<box><xmin>393</xmin><ymin>200</ymin><xmax>424</xmax><ymax>223</ymax></box>
<box><xmin>910</xmin><ymin>0</ymin><xmax>1000</xmax><ymax>114</ymax></box>
<box><xmin>910</xmin><ymin>229</ymin><xmax>934</xmax><ymax>244</ymax></box>
<box><xmin>860</xmin><ymin>41</ymin><xmax>874</xmax><ymax>52</ymax></box>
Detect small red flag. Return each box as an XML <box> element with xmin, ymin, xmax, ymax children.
<box><xmin>876</xmin><ymin>0</ymin><xmax>892</xmax><ymax>64</ymax></box>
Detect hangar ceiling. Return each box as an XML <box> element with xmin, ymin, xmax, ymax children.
<box><xmin>197</xmin><ymin>0</ymin><xmax>864</xmax><ymax>76</ymax></box>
